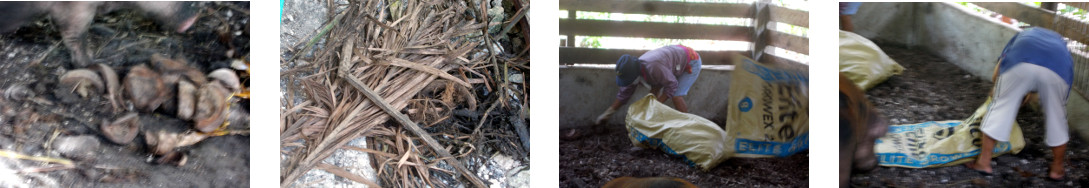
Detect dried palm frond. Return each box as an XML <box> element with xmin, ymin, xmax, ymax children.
<box><xmin>281</xmin><ymin>0</ymin><xmax>530</xmax><ymax>187</ymax></box>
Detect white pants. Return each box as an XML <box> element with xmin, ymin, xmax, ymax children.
<box><xmin>982</xmin><ymin>63</ymin><xmax>1070</xmax><ymax>147</ymax></box>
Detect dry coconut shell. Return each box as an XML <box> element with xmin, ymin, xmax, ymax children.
<box><xmin>193</xmin><ymin>82</ymin><xmax>230</xmax><ymax>133</ymax></box>
<box><xmin>151</xmin><ymin>54</ymin><xmax>207</xmax><ymax>86</ymax></box>
<box><xmin>92</xmin><ymin>64</ymin><xmax>121</xmax><ymax>112</ymax></box>
<box><xmin>144</xmin><ymin>130</ymin><xmax>207</xmax><ymax>155</ymax></box>
<box><xmin>100</xmin><ymin>113</ymin><xmax>139</xmax><ymax>145</ymax></box>
<box><xmin>176</xmin><ymin>80</ymin><xmax>197</xmax><ymax>120</ymax></box>
<box><xmin>124</xmin><ymin>65</ymin><xmax>166</xmax><ymax>112</ymax></box>
<box><xmin>207</xmin><ymin>69</ymin><xmax>241</xmax><ymax>93</ymax></box>
<box><xmin>59</xmin><ymin>69</ymin><xmax>105</xmax><ymax>98</ymax></box>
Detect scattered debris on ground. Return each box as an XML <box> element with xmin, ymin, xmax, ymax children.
<box><xmin>0</xmin><ymin>2</ymin><xmax>249</xmax><ymax>187</ymax></box>
<box><xmin>851</xmin><ymin>44</ymin><xmax>1089</xmax><ymax>187</ymax></box>
<box><xmin>559</xmin><ymin>125</ymin><xmax>809</xmax><ymax>187</ymax></box>
<box><xmin>280</xmin><ymin>0</ymin><xmax>529</xmax><ymax>187</ymax></box>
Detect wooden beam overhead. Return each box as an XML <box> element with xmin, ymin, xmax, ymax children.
<box><xmin>559</xmin><ymin>47</ymin><xmax>747</xmax><ymax>65</ymax></box>
<box><xmin>559</xmin><ymin>0</ymin><xmax>752</xmax><ymax>18</ymax></box>
<box><xmin>559</xmin><ymin>19</ymin><xmax>754</xmax><ymax>42</ymax></box>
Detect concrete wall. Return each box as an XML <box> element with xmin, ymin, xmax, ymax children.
<box><xmin>852</xmin><ymin>2</ymin><xmax>1020</xmax><ymax>78</ymax></box>
<box><xmin>558</xmin><ymin>66</ymin><xmax>734</xmax><ymax>128</ymax></box>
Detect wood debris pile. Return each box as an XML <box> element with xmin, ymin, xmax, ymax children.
<box><xmin>281</xmin><ymin>0</ymin><xmax>529</xmax><ymax>187</ymax></box>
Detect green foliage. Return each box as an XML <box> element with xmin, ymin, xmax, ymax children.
<box><xmin>580</xmin><ymin>37</ymin><xmax>602</xmax><ymax>48</ymax></box>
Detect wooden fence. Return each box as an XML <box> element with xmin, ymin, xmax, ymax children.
<box><xmin>558</xmin><ymin>0</ymin><xmax>808</xmax><ymax>65</ymax></box>
<box><xmin>973</xmin><ymin>2</ymin><xmax>1089</xmax><ymax>100</ymax></box>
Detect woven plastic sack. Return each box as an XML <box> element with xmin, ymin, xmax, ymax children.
<box><xmin>840</xmin><ymin>31</ymin><xmax>905</xmax><ymax>90</ymax></box>
<box><xmin>725</xmin><ymin>56</ymin><xmax>809</xmax><ymax>158</ymax></box>
<box><xmin>625</xmin><ymin>94</ymin><xmax>731</xmax><ymax>171</ymax></box>
<box><xmin>875</xmin><ymin>98</ymin><xmax>1025</xmax><ymax>168</ymax></box>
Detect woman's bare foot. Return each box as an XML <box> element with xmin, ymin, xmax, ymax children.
<box><xmin>1049</xmin><ymin>163</ymin><xmax>1064</xmax><ymax>180</ymax></box>
<box><xmin>965</xmin><ymin>161</ymin><xmax>993</xmax><ymax>175</ymax></box>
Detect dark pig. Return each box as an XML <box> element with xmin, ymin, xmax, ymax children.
<box><xmin>839</xmin><ymin>74</ymin><xmax>889</xmax><ymax>188</ymax></box>
<box><xmin>0</xmin><ymin>2</ymin><xmax>199</xmax><ymax>67</ymax></box>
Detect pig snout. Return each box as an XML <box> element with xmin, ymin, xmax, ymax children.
<box><xmin>176</xmin><ymin>15</ymin><xmax>198</xmax><ymax>33</ymax></box>
<box><xmin>128</xmin><ymin>2</ymin><xmax>199</xmax><ymax>33</ymax></box>
<box><xmin>840</xmin><ymin>74</ymin><xmax>890</xmax><ymax>187</ymax></box>
<box><xmin>853</xmin><ymin>110</ymin><xmax>889</xmax><ymax>172</ymax></box>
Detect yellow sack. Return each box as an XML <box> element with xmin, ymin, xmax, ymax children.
<box><xmin>725</xmin><ymin>56</ymin><xmax>809</xmax><ymax>158</ymax></box>
<box><xmin>625</xmin><ymin>94</ymin><xmax>731</xmax><ymax>171</ymax></box>
<box><xmin>839</xmin><ymin>31</ymin><xmax>905</xmax><ymax>91</ymax></box>
<box><xmin>875</xmin><ymin>98</ymin><xmax>1025</xmax><ymax>168</ymax></box>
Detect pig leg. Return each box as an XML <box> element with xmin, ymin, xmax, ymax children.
<box><xmin>50</xmin><ymin>2</ymin><xmax>97</xmax><ymax>67</ymax></box>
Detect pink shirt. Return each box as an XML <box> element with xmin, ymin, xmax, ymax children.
<box><xmin>617</xmin><ymin>45</ymin><xmax>699</xmax><ymax>102</ymax></box>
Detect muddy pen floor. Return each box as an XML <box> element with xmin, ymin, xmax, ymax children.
<box><xmin>0</xmin><ymin>2</ymin><xmax>250</xmax><ymax>187</ymax></box>
<box><xmin>559</xmin><ymin>124</ymin><xmax>810</xmax><ymax>187</ymax></box>
<box><xmin>850</xmin><ymin>44</ymin><xmax>1089</xmax><ymax>187</ymax></box>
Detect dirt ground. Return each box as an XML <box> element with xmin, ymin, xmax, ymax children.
<box><xmin>850</xmin><ymin>44</ymin><xmax>1089</xmax><ymax>187</ymax></box>
<box><xmin>559</xmin><ymin>125</ymin><xmax>809</xmax><ymax>187</ymax></box>
<box><xmin>0</xmin><ymin>2</ymin><xmax>249</xmax><ymax>187</ymax></box>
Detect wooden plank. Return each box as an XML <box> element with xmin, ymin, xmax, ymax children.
<box><xmin>1073</xmin><ymin>52</ymin><xmax>1089</xmax><ymax>100</ymax></box>
<box><xmin>758</xmin><ymin>53</ymin><xmax>805</xmax><ymax>68</ymax></box>
<box><xmin>559</xmin><ymin>0</ymin><xmax>752</xmax><ymax>18</ymax></box>
<box><xmin>1066</xmin><ymin>2</ymin><xmax>1089</xmax><ymax>11</ymax></box>
<box><xmin>974</xmin><ymin>2</ymin><xmax>1089</xmax><ymax>45</ymax></box>
<box><xmin>559</xmin><ymin>19</ymin><xmax>753</xmax><ymax>42</ymax></box>
<box><xmin>566</xmin><ymin>10</ymin><xmax>576</xmax><ymax>47</ymax></box>
<box><xmin>559</xmin><ymin>47</ymin><xmax>747</xmax><ymax>65</ymax></box>
<box><xmin>752</xmin><ymin>2</ymin><xmax>770</xmax><ymax>60</ymax></box>
<box><xmin>768</xmin><ymin>30</ymin><xmax>808</xmax><ymax>55</ymax></box>
<box><xmin>769</xmin><ymin>5</ymin><xmax>808</xmax><ymax>28</ymax></box>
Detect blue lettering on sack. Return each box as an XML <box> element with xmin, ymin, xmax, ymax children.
<box><xmin>736</xmin><ymin>133</ymin><xmax>809</xmax><ymax>157</ymax></box>
<box><xmin>739</xmin><ymin>97</ymin><xmax>753</xmax><ymax>112</ymax></box>
<box><xmin>876</xmin><ymin>142</ymin><xmax>1014</xmax><ymax>167</ymax></box>
<box><xmin>888</xmin><ymin>121</ymin><xmax>959</xmax><ymax>134</ymax></box>
<box><xmin>741</xmin><ymin>59</ymin><xmax>808</xmax><ymax>85</ymax></box>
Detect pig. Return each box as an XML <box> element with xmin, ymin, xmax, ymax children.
<box><xmin>839</xmin><ymin>74</ymin><xmax>889</xmax><ymax>187</ymax></box>
<box><xmin>601</xmin><ymin>177</ymin><xmax>698</xmax><ymax>188</ymax></box>
<box><xmin>0</xmin><ymin>2</ymin><xmax>199</xmax><ymax>67</ymax></box>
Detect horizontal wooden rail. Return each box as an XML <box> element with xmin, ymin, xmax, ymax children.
<box><xmin>559</xmin><ymin>0</ymin><xmax>751</xmax><ymax>19</ymax></box>
<box><xmin>559</xmin><ymin>47</ymin><xmax>747</xmax><ymax>65</ymax></box>
<box><xmin>559</xmin><ymin>19</ymin><xmax>754</xmax><ymax>42</ymax></box>
<box><xmin>768</xmin><ymin>30</ymin><xmax>808</xmax><ymax>55</ymax></box>
<box><xmin>758</xmin><ymin>53</ymin><xmax>804</xmax><ymax>67</ymax></box>
<box><xmin>769</xmin><ymin>5</ymin><xmax>808</xmax><ymax>28</ymax></box>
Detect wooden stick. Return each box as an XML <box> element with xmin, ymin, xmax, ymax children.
<box><xmin>338</xmin><ymin>66</ymin><xmax>487</xmax><ymax>188</ymax></box>
<box><xmin>317</xmin><ymin>163</ymin><xmax>381</xmax><ymax>188</ymax></box>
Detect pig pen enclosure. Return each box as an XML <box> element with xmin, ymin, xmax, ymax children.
<box><xmin>558</xmin><ymin>0</ymin><xmax>809</xmax><ymax>187</ymax></box>
<box><xmin>0</xmin><ymin>2</ymin><xmax>250</xmax><ymax>187</ymax></box>
<box><xmin>848</xmin><ymin>2</ymin><xmax>1089</xmax><ymax>187</ymax></box>
<box><xmin>280</xmin><ymin>0</ymin><xmax>530</xmax><ymax>187</ymax></box>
